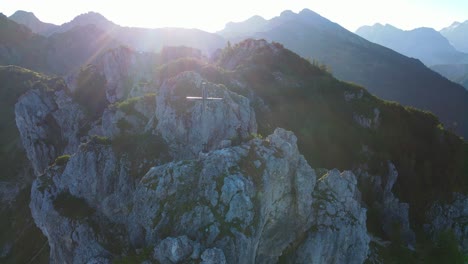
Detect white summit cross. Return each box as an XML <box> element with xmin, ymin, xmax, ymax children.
<box><xmin>186</xmin><ymin>81</ymin><xmax>223</xmax><ymax>152</ymax></box>
<box><xmin>186</xmin><ymin>81</ymin><xmax>223</xmax><ymax>114</ymax></box>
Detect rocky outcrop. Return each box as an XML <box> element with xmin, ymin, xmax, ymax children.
<box><xmin>129</xmin><ymin>128</ymin><xmax>317</xmax><ymax>263</ymax></box>
<box><xmin>93</xmin><ymin>46</ymin><xmax>158</xmax><ymax>103</ymax></box>
<box><xmin>288</xmin><ymin>170</ymin><xmax>370</xmax><ymax>263</ymax></box>
<box><xmin>379</xmin><ymin>163</ymin><xmax>415</xmax><ymax>247</ymax></box>
<box><xmin>29</xmin><ymin>127</ymin><xmax>370</xmax><ymax>263</ymax></box>
<box><xmin>357</xmin><ymin>162</ymin><xmax>416</xmax><ymax>248</ymax></box>
<box><xmin>30</xmin><ymin>140</ymin><xmax>132</xmax><ymax>264</ymax></box>
<box><xmin>426</xmin><ymin>193</ymin><xmax>468</xmax><ymax>253</ymax></box>
<box><xmin>67</xmin><ymin>46</ymin><xmax>158</xmax><ymax>103</ymax></box>
<box><xmin>16</xmin><ymin>56</ymin><xmax>372</xmax><ymax>262</ymax></box>
<box><xmin>101</xmin><ymin>94</ymin><xmax>156</xmax><ymax>138</ymax></box>
<box><xmin>15</xmin><ymin>84</ymin><xmax>85</xmax><ymax>175</ymax></box>
<box><xmin>353</xmin><ymin>108</ymin><xmax>380</xmax><ymax>129</ymax></box>
<box><xmin>155</xmin><ymin>71</ymin><xmax>257</xmax><ymax>159</ymax></box>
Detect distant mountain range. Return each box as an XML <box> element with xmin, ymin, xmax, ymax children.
<box><xmin>2</xmin><ymin>9</ymin><xmax>468</xmax><ymax>138</ymax></box>
<box><xmin>218</xmin><ymin>9</ymin><xmax>468</xmax><ymax>138</ymax></box>
<box><xmin>355</xmin><ymin>22</ymin><xmax>468</xmax><ymax>90</ymax></box>
<box><xmin>355</xmin><ymin>23</ymin><xmax>468</xmax><ymax>66</ymax></box>
<box><xmin>1</xmin><ymin>11</ymin><xmax>225</xmax><ymax>75</ymax></box>
<box><xmin>8</xmin><ymin>10</ymin><xmax>225</xmax><ymax>54</ymax></box>
<box><xmin>441</xmin><ymin>21</ymin><xmax>468</xmax><ymax>53</ymax></box>
<box><xmin>0</xmin><ymin>13</ymin><xmax>119</xmax><ymax>76</ymax></box>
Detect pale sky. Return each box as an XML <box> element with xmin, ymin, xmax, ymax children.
<box><xmin>2</xmin><ymin>0</ymin><xmax>468</xmax><ymax>32</ymax></box>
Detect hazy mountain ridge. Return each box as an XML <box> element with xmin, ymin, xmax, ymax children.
<box><xmin>355</xmin><ymin>23</ymin><xmax>468</xmax><ymax>66</ymax></box>
<box><xmin>46</xmin><ymin>11</ymin><xmax>226</xmax><ymax>54</ymax></box>
<box><xmin>219</xmin><ymin>15</ymin><xmax>268</xmax><ymax>39</ymax></box>
<box><xmin>44</xmin><ymin>11</ymin><xmax>116</xmax><ymax>36</ymax></box>
<box><xmin>0</xmin><ymin>13</ymin><xmax>120</xmax><ymax>76</ymax></box>
<box><xmin>219</xmin><ymin>9</ymin><xmax>468</xmax><ymax>139</ymax></box>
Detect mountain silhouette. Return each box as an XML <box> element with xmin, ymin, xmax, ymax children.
<box><xmin>9</xmin><ymin>10</ymin><xmax>57</xmax><ymax>34</ymax></box>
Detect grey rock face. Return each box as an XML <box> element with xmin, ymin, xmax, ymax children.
<box><xmin>15</xmin><ymin>87</ymin><xmax>85</xmax><ymax>175</ymax></box>
<box><xmin>101</xmin><ymin>94</ymin><xmax>156</xmax><ymax>138</ymax></box>
<box><xmin>94</xmin><ymin>47</ymin><xmax>158</xmax><ymax>103</ymax></box>
<box><xmin>30</xmin><ymin>142</ymin><xmax>132</xmax><ymax>263</ymax></box>
<box><xmin>153</xmin><ymin>236</ymin><xmax>196</xmax><ymax>264</ymax></box>
<box><xmin>201</xmin><ymin>248</ymin><xmax>227</xmax><ymax>264</ymax></box>
<box><xmin>353</xmin><ymin>108</ymin><xmax>380</xmax><ymax>129</ymax></box>
<box><xmin>380</xmin><ymin>163</ymin><xmax>415</xmax><ymax>247</ymax></box>
<box><xmin>155</xmin><ymin>71</ymin><xmax>257</xmax><ymax>159</ymax></box>
<box><xmin>357</xmin><ymin>162</ymin><xmax>416</xmax><ymax>248</ymax></box>
<box><xmin>293</xmin><ymin>170</ymin><xmax>370</xmax><ymax>264</ymax></box>
<box><xmin>67</xmin><ymin>46</ymin><xmax>158</xmax><ymax>103</ymax></box>
<box><xmin>17</xmin><ymin>65</ymin><xmax>371</xmax><ymax>263</ymax></box>
<box><xmin>426</xmin><ymin>193</ymin><xmax>468</xmax><ymax>253</ymax></box>
<box><xmin>130</xmin><ymin>128</ymin><xmax>316</xmax><ymax>263</ymax></box>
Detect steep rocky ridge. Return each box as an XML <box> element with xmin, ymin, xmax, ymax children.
<box><xmin>11</xmin><ymin>48</ymin><xmax>371</xmax><ymax>262</ymax></box>
<box><xmin>29</xmin><ymin>125</ymin><xmax>370</xmax><ymax>263</ymax></box>
<box><xmin>0</xmin><ymin>66</ymin><xmax>56</xmax><ymax>263</ymax></box>
<box><xmin>426</xmin><ymin>193</ymin><xmax>468</xmax><ymax>254</ymax></box>
<box><xmin>154</xmin><ymin>71</ymin><xmax>257</xmax><ymax>159</ymax></box>
<box><xmin>8</xmin><ymin>40</ymin><xmax>468</xmax><ymax>262</ymax></box>
<box><xmin>15</xmin><ymin>83</ymin><xmax>86</xmax><ymax>175</ymax></box>
<box><xmin>68</xmin><ymin>46</ymin><xmax>159</xmax><ymax>103</ymax></box>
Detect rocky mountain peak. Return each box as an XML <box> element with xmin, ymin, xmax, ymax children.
<box><xmin>9</xmin><ymin>10</ymin><xmax>57</xmax><ymax>34</ymax></box>
<box><xmin>73</xmin><ymin>12</ymin><xmax>111</xmax><ymax>26</ymax></box>
<box><xmin>9</xmin><ymin>10</ymin><xmax>37</xmax><ymax>22</ymax></box>
<box><xmin>154</xmin><ymin>71</ymin><xmax>257</xmax><ymax>159</ymax></box>
<box><xmin>442</xmin><ymin>21</ymin><xmax>465</xmax><ymax>32</ymax></box>
<box><xmin>219</xmin><ymin>15</ymin><xmax>268</xmax><ymax>39</ymax></box>
<box><xmin>440</xmin><ymin>20</ymin><xmax>468</xmax><ymax>53</ymax></box>
<box><xmin>279</xmin><ymin>10</ymin><xmax>295</xmax><ymax>18</ymax></box>
<box><xmin>297</xmin><ymin>8</ymin><xmax>327</xmax><ymax>22</ymax></box>
<box><xmin>46</xmin><ymin>11</ymin><xmax>116</xmax><ymax>36</ymax></box>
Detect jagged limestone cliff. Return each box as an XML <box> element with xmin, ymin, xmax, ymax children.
<box><xmin>14</xmin><ymin>53</ymin><xmax>370</xmax><ymax>262</ymax></box>
<box><xmin>29</xmin><ymin>127</ymin><xmax>370</xmax><ymax>263</ymax></box>
<box><xmin>9</xmin><ymin>40</ymin><xmax>468</xmax><ymax>263</ymax></box>
<box><xmin>16</xmin><ymin>71</ymin><xmax>370</xmax><ymax>263</ymax></box>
